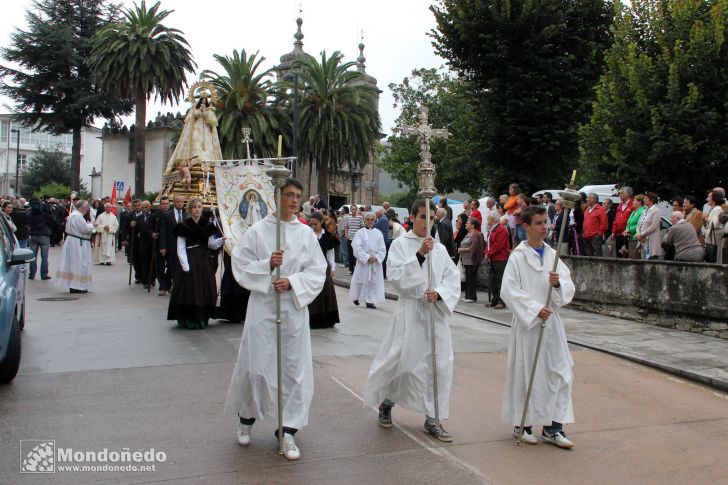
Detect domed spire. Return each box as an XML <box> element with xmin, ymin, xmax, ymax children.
<box><xmin>354</xmin><ymin>31</ymin><xmax>378</xmax><ymax>90</ymax></box>
<box><xmin>278</xmin><ymin>15</ymin><xmax>313</xmax><ymax>78</ymax></box>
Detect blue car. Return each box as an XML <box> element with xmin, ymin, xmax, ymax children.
<box><xmin>0</xmin><ymin>215</ymin><xmax>35</xmax><ymax>383</ymax></box>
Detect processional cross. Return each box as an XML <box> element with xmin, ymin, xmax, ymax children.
<box><xmin>242</xmin><ymin>127</ymin><xmax>252</xmax><ymax>159</ymax></box>
<box><xmin>399</xmin><ymin>106</ymin><xmax>450</xmax><ymax>198</ymax></box>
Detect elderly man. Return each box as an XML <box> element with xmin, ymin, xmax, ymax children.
<box><xmin>129</xmin><ymin>200</ymin><xmax>155</xmax><ymax>287</ymax></box>
<box><xmin>313</xmin><ymin>194</ymin><xmax>327</xmax><ymax>210</ymax></box>
<box><xmin>663</xmin><ymin>211</ymin><xmax>703</xmax><ymax>262</ymax></box>
<box><xmin>382</xmin><ymin>201</ymin><xmax>391</xmax><ymax>212</ymax></box>
<box><xmin>56</xmin><ymin>200</ymin><xmax>95</xmax><ymax>293</ymax></box>
<box><xmin>583</xmin><ymin>193</ymin><xmax>608</xmax><ymax>257</ymax></box>
<box><xmin>436</xmin><ymin>207</ymin><xmax>455</xmax><ymax>258</ymax></box>
<box><xmin>303</xmin><ymin>196</ymin><xmax>315</xmax><ymax>215</ymax></box>
<box><xmin>94</xmin><ymin>203</ymin><xmax>119</xmax><ymax>265</ymax></box>
<box><xmin>349</xmin><ymin>213</ymin><xmax>386</xmax><ymax>309</ymax></box>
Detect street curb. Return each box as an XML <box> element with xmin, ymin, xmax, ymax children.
<box><xmin>333</xmin><ymin>277</ymin><xmax>728</xmax><ymax>393</ymax></box>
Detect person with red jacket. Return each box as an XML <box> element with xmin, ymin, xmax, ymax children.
<box><xmin>470</xmin><ymin>199</ymin><xmax>483</xmax><ymax>227</ymax></box>
<box><xmin>485</xmin><ymin>212</ymin><xmax>511</xmax><ymax>309</ymax></box>
<box><xmin>583</xmin><ymin>193</ymin><xmax>609</xmax><ymax>257</ymax></box>
<box><xmin>611</xmin><ymin>187</ymin><xmax>634</xmax><ymax>258</ymax></box>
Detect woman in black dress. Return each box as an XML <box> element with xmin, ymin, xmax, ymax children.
<box><xmin>308</xmin><ymin>212</ymin><xmax>340</xmax><ymax>328</ymax></box>
<box><xmin>167</xmin><ymin>198</ymin><xmax>225</xmax><ymax>329</ymax></box>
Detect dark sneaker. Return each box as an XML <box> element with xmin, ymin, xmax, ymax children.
<box><xmin>424</xmin><ymin>417</ymin><xmax>452</xmax><ymax>442</ymax></box>
<box><xmin>353</xmin><ymin>300</ymin><xmax>359</xmax><ymax>306</ymax></box>
<box><xmin>366</xmin><ymin>303</ymin><xmax>376</xmax><ymax>309</ymax></box>
<box><xmin>541</xmin><ymin>428</ymin><xmax>573</xmax><ymax>449</ymax></box>
<box><xmin>378</xmin><ymin>403</ymin><xmax>393</xmax><ymax>428</ymax></box>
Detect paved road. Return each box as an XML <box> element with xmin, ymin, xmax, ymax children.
<box><xmin>1</xmin><ymin>248</ymin><xmax>727</xmax><ymax>484</ymax></box>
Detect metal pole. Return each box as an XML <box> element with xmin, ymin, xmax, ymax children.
<box><xmin>14</xmin><ymin>130</ymin><xmax>20</xmax><ymax>196</ymax></box>
<box><xmin>5</xmin><ymin>120</ymin><xmax>12</xmax><ymax>196</ymax></box>
<box><xmin>425</xmin><ymin>196</ymin><xmax>439</xmax><ymax>423</ymax></box>
<box><xmin>516</xmin><ymin>177</ymin><xmax>580</xmax><ymax>444</ymax></box>
<box><xmin>292</xmin><ymin>74</ymin><xmax>298</xmax><ymax>179</ymax></box>
<box><xmin>275</xmin><ymin>184</ymin><xmax>284</xmax><ymax>455</ymax></box>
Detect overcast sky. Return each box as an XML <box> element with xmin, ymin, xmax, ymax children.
<box><xmin>0</xmin><ymin>0</ymin><xmax>447</xmax><ymax>135</ymax></box>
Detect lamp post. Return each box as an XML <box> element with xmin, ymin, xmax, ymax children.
<box><xmin>11</xmin><ymin>129</ymin><xmax>19</xmax><ymax>196</ymax></box>
<box><xmin>283</xmin><ymin>72</ymin><xmax>299</xmax><ymax>179</ymax></box>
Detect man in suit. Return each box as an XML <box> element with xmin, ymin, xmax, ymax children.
<box><xmin>134</xmin><ymin>200</ymin><xmax>155</xmax><ymax>289</ymax></box>
<box><xmin>150</xmin><ymin>196</ymin><xmax>171</xmax><ymax>295</ymax></box>
<box><xmin>436</xmin><ymin>207</ymin><xmax>455</xmax><ymax>259</ymax></box>
<box><xmin>637</xmin><ymin>192</ymin><xmax>663</xmax><ymax>260</ymax></box>
<box><xmin>159</xmin><ymin>194</ymin><xmax>185</xmax><ymax>292</ymax></box>
<box><xmin>125</xmin><ymin>200</ymin><xmax>142</xmax><ymax>281</ymax></box>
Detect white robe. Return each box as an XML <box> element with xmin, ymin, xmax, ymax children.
<box><xmin>349</xmin><ymin>227</ymin><xmax>386</xmax><ymax>304</ymax></box>
<box><xmin>363</xmin><ymin>231</ymin><xmax>460</xmax><ymax>418</ymax></box>
<box><xmin>500</xmin><ymin>241</ymin><xmax>576</xmax><ymax>426</ymax></box>
<box><xmin>56</xmin><ymin>212</ymin><xmax>95</xmax><ymax>290</ymax></box>
<box><xmin>224</xmin><ymin>215</ymin><xmax>327</xmax><ymax>429</ymax></box>
<box><xmin>94</xmin><ymin>212</ymin><xmax>119</xmax><ymax>263</ymax></box>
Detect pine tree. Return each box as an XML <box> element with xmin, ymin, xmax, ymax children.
<box><xmin>0</xmin><ymin>0</ymin><xmax>133</xmax><ymax>192</ymax></box>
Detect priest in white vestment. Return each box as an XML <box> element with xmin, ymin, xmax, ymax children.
<box><xmin>501</xmin><ymin>205</ymin><xmax>576</xmax><ymax>449</ymax></box>
<box><xmin>56</xmin><ymin>200</ymin><xmax>95</xmax><ymax>293</ymax></box>
<box><xmin>224</xmin><ymin>178</ymin><xmax>326</xmax><ymax>461</ymax></box>
<box><xmin>349</xmin><ymin>213</ymin><xmax>386</xmax><ymax>309</ymax></box>
<box><xmin>363</xmin><ymin>200</ymin><xmax>460</xmax><ymax>442</ymax></box>
<box><xmin>94</xmin><ymin>203</ymin><xmax>119</xmax><ymax>265</ymax></box>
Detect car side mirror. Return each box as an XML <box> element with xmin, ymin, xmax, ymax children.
<box><xmin>8</xmin><ymin>248</ymin><xmax>35</xmax><ymax>266</ymax></box>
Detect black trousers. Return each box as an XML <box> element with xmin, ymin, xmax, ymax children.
<box><xmin>347</xmin><ymin>239</ymin><xmax>355</xmax><ymax>273</ymax></box>
<box><xmin>464</xmin><ymin>264</ymin><xmax>479</xmax><ymax>301</ymax></box>
<box><xmin>614</xmin><ymin>235</ymin><xmax>629</xmax><ymax>258</ymax></box>
<box><xmin>155</xmin><ymin>250</ymin><xmax>172</xmax><ymax>290</ymax></box>
<box><xmin>489</xmin><ymin>260</ymin><xmax>507</xmax><ymax>305</ymax></box>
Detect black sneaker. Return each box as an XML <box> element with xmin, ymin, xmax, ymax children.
<box><xmin>353</xmin><ymin>300</ymin><xmax>359</xmax><ymax>306</ymax></box>
<box><xmin>424</xmin><ymin>417</ymin><xmax>452</xmax><ymax>442</ymax></box>
<box><xmin>378</xmin><ymin>403</ymin><xmax>393</xmax><ymax>428</ymax></box>
<box><xmin>366</xmin><ymin>303</ymin><xmax>376</xmax><ymax>309</ymax></box>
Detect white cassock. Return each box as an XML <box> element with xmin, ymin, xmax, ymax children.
<box><xmin>363</xmin><ymin>231</ymin><xmax>460</xmax><ymax>418</ymax></box>
<box><xmin>500</xmin><ymin>241</ymin><xmax>576</xmax><ymax>426</ymax></box>
<box><xmin>224</xmin><ymin>215</ymin><xmax>326</xmax><ymax>429</ymax></box>
<box><xmin>349</xmin><ymin>227</ymin><xmax>386</xmax><ymax>304</ymax></box>
<box><xmin>56</xmin><ymin>211</ymin><xmax>95</xmax><ymax>291</ymax></box>
<box><xmin>94</xmin><ymin>212</ymin><xmax>119</xmax><ymax>263</ymax></box>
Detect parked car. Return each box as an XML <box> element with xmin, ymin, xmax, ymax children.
<box><xmin>0</xmin><ymin>215</ymin><xmax>34</xmax><ymax>384</ymax></box>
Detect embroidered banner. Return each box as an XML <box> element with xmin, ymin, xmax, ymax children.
<box><xmin>214</xmin><ymin>160</ymin><xmax>276</xmax><ymax>254</ymax></box>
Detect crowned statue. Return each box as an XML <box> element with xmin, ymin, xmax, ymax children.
<box><xmin>158</xmin><ymin>81</ymin><xmax>223</xmax><ymax>206</ymax></box>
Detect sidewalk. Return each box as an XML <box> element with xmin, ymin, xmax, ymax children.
<box><xmin>333</xmin><ymin>266</ymin><xmax>728</xmax><ymax>391</ymax></box>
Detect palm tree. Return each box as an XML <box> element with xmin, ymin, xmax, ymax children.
<box><xmin>296</xmin><ymin>51</ymin><xmax>381</xmax><ymax>201</ymax></box>
<box><xmin>201</xmin><ymin>49</ymin><xmax>288</xmax><ymax>158</ymax></box>
<box><xmin>89</xmin><ymin>0</ymin><xmax>195</xmax><ymax>196</ymax></box>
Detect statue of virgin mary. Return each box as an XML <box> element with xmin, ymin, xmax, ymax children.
<box><xmin>164</xmin><ymin>83</ymin><xmax>223</xmax><ymax>175</ymax></box>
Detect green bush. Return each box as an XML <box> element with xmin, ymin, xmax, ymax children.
<box><xmin>34</xmin><ymin>183</ymin><xmax>72</xmax><ymax>200</ymax></box>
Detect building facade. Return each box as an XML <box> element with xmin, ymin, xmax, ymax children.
<box><xmin>0</xmin><ymin>114</ymin><xmax>102</xmax><ymax>196</ymax></box>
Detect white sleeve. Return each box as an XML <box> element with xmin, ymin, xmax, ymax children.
<box><xmin>326</xmin><ymin>248</ymin><xmax>335</xmax><ymax>271</ymax></box>
<box><xmin>177</xmin><ymin>237</ymin><xmax>189</xmax><ymax>272</ymax></box>
<box><xmin>207</xmin><ymin>235</ymin><xmax>225</xmax><ymax>249</ymax></box>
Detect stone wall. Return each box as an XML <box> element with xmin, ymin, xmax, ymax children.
<box><xmin>559</xmin><ymin>256</ymin><xmax>728</xmax><ymax>339</ymax></box>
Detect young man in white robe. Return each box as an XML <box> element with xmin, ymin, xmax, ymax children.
<box><xmin>363</xmin><ymin>200</ymin><xmax>460</xmax><ymax>442</ymax></box>
<box><xmin>56</xmin><ymin>200</ymin><xmax>95</xmax><ymax>293</ymax></box>
<box><xmin>94</xmin><ymin>203</ymin><xmax>119</xmax><ymax>265</ymax></box>
<box><xmin>349</xmin><ymin>213</ymin><xmax>386</xmax><ymax>309</ymax></box>
<box><xmin>501</xmin><ymin>205</ymin><xmax>576</xmax><ymax>449</ymax></box>
<box><xmin>225</xmin><ymin>178</ymin><xmax>327</xmax><ymax>461</ymax></box>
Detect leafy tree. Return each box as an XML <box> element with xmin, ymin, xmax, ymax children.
<box><xmin>202</xmin><ymin>49</ymin><xmax>289</xmax><ymax>158</ymax></box>
<box><xmin>378</xmin><ymin>68</ymin><xmax>486</xmax><ymax>197</ymax></box>
<box><xmin>34</xmin><ymin>182</ymin><xmax>73</xmax><ymax>200</ymax></box>
<box><xmin>0</xmin><ymin>0</ymin><xmax>133</xmax><ymax>192</ymax></box>
<box><xmin>296</xmin><ymin>51</ymin><xmax>381</xmax><ymax>200</ymax></box>
<box><xmin>89</xmin><ymin>0</ymin><xmax>195</xmax><ymax>196</ymax></box>
<box><xmin>23</xmin><ymin>147</ymin><xmax>87</xmax><ymax>197</ymax></box>
<box><xmin>431</xmin><ymin>0</ymin><xmax>613</xmax><ymax>194</ymax></box>
<box><xmin>579</xmin><ymin>0</ymin><xmax>728</xmax><ymax>197</ymax></box>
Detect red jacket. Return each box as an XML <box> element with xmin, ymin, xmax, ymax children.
<box><xmin>612</xmin><ymin>198</ymin><xmax>634</xmax><ymax>235</ymax></box>
<box><xmin>486</xmin><ymin>224</ymin><xmax>511</xmax><ymax>262</ymax></box>
<box><xmin>583</xmin><ymin>203</ymin><xmax>608</xmax><ymax>239</ymax></box>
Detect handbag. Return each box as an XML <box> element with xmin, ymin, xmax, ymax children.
<box><xmin>704</xmin><ymin>223</ymin><xmax>718</xmax><ymax>263</ymax></box>
<box><xmin>457</xmin><ymin>259</ymin><xmax>466</xmax><ymax>282</ymax></box>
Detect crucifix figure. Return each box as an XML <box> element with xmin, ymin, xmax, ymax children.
<box><xmin>400</xmin><ymin>105</ymin><xmax>450</xmax><ymax>198</ymax></box>
<box><xmin>242</xmin><ymin>127</ymin><xmax>252</xmax><ymax>159</ymax></box>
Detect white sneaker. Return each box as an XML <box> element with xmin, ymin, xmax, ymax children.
<box><xmin>541</xmin><ymin>429</ymin><xmax>574</xmax><ymax>449</ymax></box>
<box><xmin>236</xmin><ymin>423</ymin><xmax>252</xmax><ymax>446</ymax></box>
<box><xmin>281</xmin><ymin>433</ymin><xmax>301</xmax><ymax>460</ymax></box>
<box><xmin>513</xmin><ymin>426</ymin><xmax>538</xmax><ymax>445</ymax></box>
<box><xmin>463</xmin><ymin>299</ymin><xmax>475</xmax><ymax>303</ymax></box>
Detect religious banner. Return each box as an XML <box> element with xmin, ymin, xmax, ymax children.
<box><xmin>214</xmin><ymin>160</ymin><xmax>276</xmax><ymax>254</ymax></box>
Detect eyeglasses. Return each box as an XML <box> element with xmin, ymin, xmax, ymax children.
<box><xmin>282</xmin><ymin>192</ymin><xmax>303</xmax><ymax>201</ymax></box>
